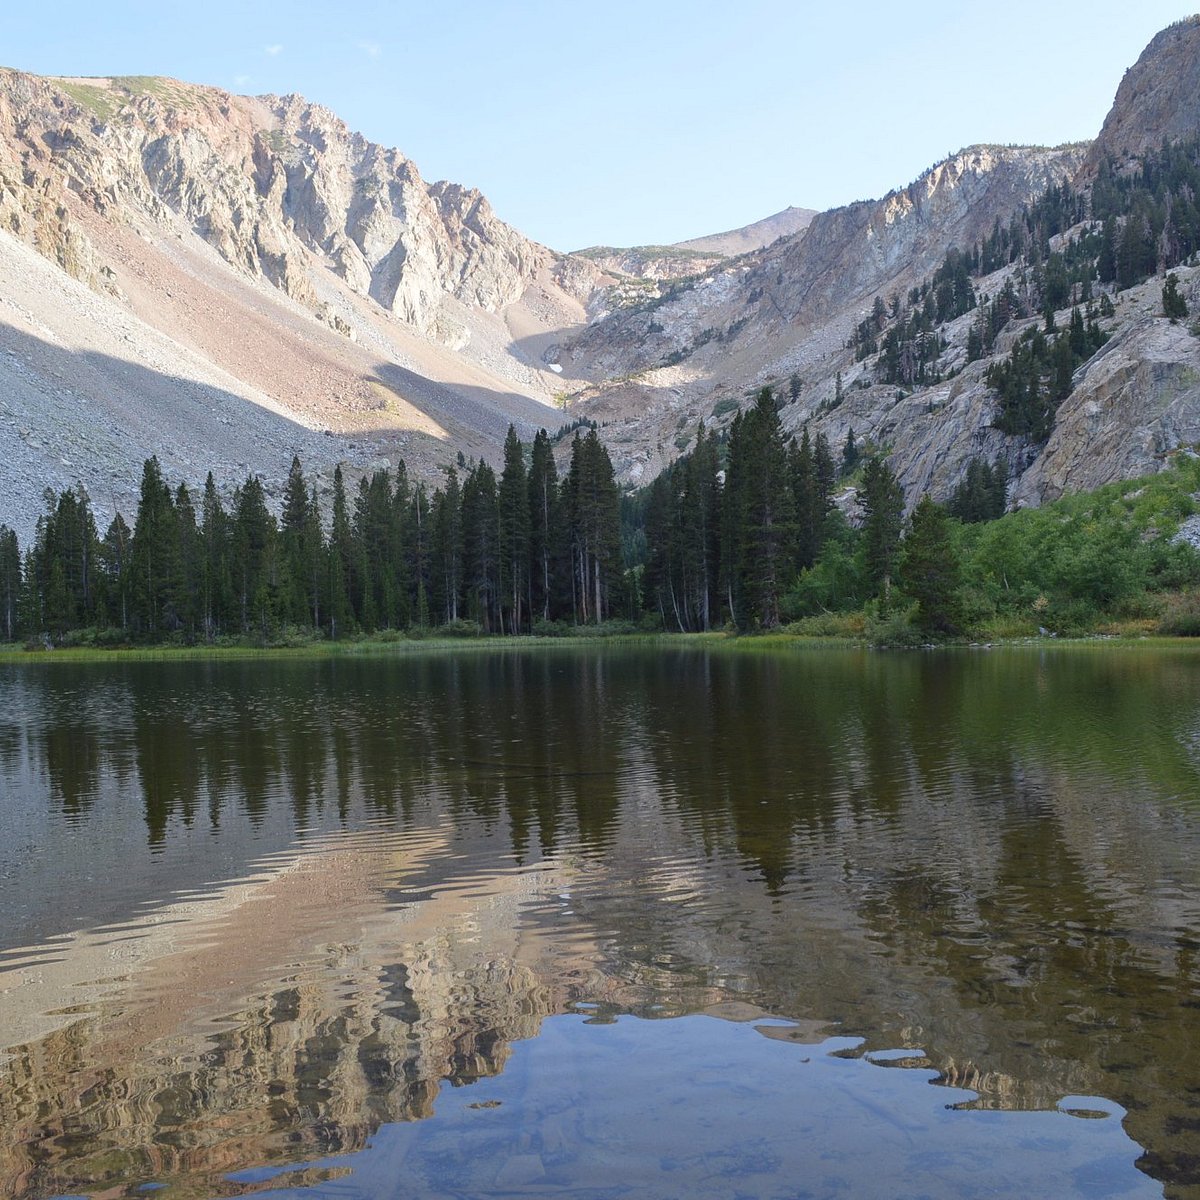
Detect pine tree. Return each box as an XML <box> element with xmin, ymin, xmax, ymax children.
<box><xmin>130</xmin><ymin>457</ymin><xmax>180</xmax><ymax>635</ymax></box>
<box><xmin>405</xmin><ymin>483</ymin><xmax>432</xmax><ymax>630</ymax></box>
<box><xmin>683</xmin><ymin>424</ymin><xmax>721</xmax><ymax>629</ymax></box>
<box><xmin>564</xmin><ymin>429</ymin><xmax>621</xmax><ymax>624</ymax></box>
<box><xmin>328</xmin><ymin>465</ymin><xmax>354</xmax><ymax>636</ymax></box>
<box><xmin>280</xmin><ymin>455</ymin><xmax>313</xmax><ymax>626</ymax></box>
<box><xmin>101</xmin><ymin>514</ymin><xmax>133</xmax><ymax>632</ymax></box>
<box><xmin>432</xmin><ymin>468</ymin><xmax>463</xmax><ymax>623</ymax></box>
<box><xmin>857</xmin><ymin>455</ymin><xmax>904</xmax><ymax>598</ymax></box>
<box><xmin>200</xmin><ymin>474</ymin><xmax>230</xmax><ymax>640</ymax></box>
<box><xmin>0</xmin><ymin>525</ymin><xmax>21</xmax><ymax>641</ymax></box>
<box><xmin>1163</xmin><ymin>272</ymin><xmax>1189</xmax><ymax>319</ymax></box>
<box><xmin>174</xmin><ymin>482</ymin><xmax>201</xmax><ymax>638</ymax></box>
<box><xmin>528</xmin><ymin>429</ymin><xmax>562</xmax><ymax>623</ymax></box>
<box><xmin>230</xmin><ymin>474</ymin><xmax>277</xmax><ymax>638</ymax></box>
<box><xmin>814</xmin><ymin>432</ymin><xmax>836</xmax><ymax>510</ymax></box>
<box><xmin>461</xmin><ymin>461</ymin><xmax>500</xmax><ymax>630</ymax></box>
<box><xmin>792</xmin><ymin>428</ymin><xmax>822</xmax><ymax>570</ymax></box>
<box><xmin>899</xmin><ymin>495</ymin><xmax>962</xmax><ymax>635</ymax></box>
<box><xmin>498</xmin><ymin>425</ymin><xmax>530</xmax><ymax>634</ymax></box>
<box><xmin>724</xmin><ymin>388</ymin><xmax>796</xmax><ymax>629</ymax></box>
<box><xmin>841</xmin><ymin>428</ymin><xmax>859</xmax><ymax>477</ymax></box>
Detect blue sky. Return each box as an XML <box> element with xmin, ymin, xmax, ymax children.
<box><xmin>1</xmin><ymin>1</ymin><xmax>1192</xmax><ymax>249</ymax></box>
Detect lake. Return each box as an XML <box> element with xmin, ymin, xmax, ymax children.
<box><xmin>1</xmin><ymin>643</ymin><xmax>1199</xmax><ymax>1199</ymax></box>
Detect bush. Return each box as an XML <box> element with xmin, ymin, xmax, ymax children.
<box><xmin>531</xmin><ymin>618</ymin><xmax>573</xmax><ymax>637</ymax></box>
<box><xmin>782</xmin><ymin>612</ymin><xmax>866</xmax><ymax>638</ymax></box>
<box><xmin>571</xmin><ymin>619</ymin><xmax>639</xmax><ymax>638</ymax></box>
<box><xmin>1040</xmin><ymin>596</ymin><xmax>1100</xmax><ymax>636</ymax></box>
<box><xmin>268</xmin><ymin>624</ymin><xmax>325</xmax><ymax>649</ymax></box>
<box><xmin>440</xmin><ymin>618</ymin><xmax>484</xmax><ymax>638</ymax></box>
<box><xmin>1157</xmin><ymin>591</ymin><xmax>1200</xmax><ymax>636</ymax></box>
<box><xmin>865</xmin><ymin>603</ymin><xmax>925</xmax><ymax>647</ymax></box>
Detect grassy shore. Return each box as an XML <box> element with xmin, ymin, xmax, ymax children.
<box><xmin>3</xmin><ymin>624</ymin><xmax>1196</xmax><ymax>666</ymax></box>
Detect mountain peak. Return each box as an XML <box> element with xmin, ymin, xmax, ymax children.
<box><xmin>1086</xmin><ymin>15</ymin><xmax>1200</xmax><ymax>170</ymax></box>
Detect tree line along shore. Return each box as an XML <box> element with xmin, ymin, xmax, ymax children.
<box><xmin>4</xmin><ymin>390</ymin><xmax>1200</xmax><ymax>651</ymax></box>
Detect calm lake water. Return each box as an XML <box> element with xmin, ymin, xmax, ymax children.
<box><xmin>1</xmin><ymin>643</ymin><xmax>1199</xmax><ymax>1199</ymax></box>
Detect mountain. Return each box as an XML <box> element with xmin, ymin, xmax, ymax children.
<box><xmin>0</xmin><ymin>70</ymin><xmax>606</xmax><ymax>536</ymax></box>
<box><xmin>554</xmin><ymin>15</ymin><xmax>1200</xmax><ymax>508</ymax></box>
<box><xmin>575</xmin><ymin>206</ymin><xmax>818</xmax><ymax>281</ymax></box>
<box><xmin>557</xmin><ymin>145</ymin><xmax>1086</xmax><ymax>484</ymax></box>
<box><xmin>674</xmin><ymin>205</ymin><xmax>818</xmax><ymax>256</ymax></box>
<box><xmin>4</xmin><ymin>17</ymin><xmax>1200</xmax><ymax>538</ymax></box>
<box><xmin>1084</xmin><ymin>17</ymin><xmax>1200</xmax><ymax>171</ymax></box>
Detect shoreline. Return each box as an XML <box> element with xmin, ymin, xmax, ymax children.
<box><xmin>2</xmin><ymin>628</ymin><xmax>1198</xmax><ymax>664</ymax></box>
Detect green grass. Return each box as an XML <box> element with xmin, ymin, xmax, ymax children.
<box><xmin>57</xmin><ymin>81</ymin><xmax>123</xmax><ymax>122</ymax></box>
<box><xmin>57</xmin><ymin>75</ymin><xmax>202</xmax><ymax>122</ymax></box>
<box><xmin>0</xmin><ymin>632</ymin><xmax>701</xmax><ymax>665</ymax></box>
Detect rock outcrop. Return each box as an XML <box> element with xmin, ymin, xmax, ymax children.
<box><xmin>1084</xmin><ymin>16</ymin><xmax>1200</xmax><ymax>172</ymax></box>
<box><xmin>0</xmin><ymin>70</ymin><xmax>606</xmax><ymax>536</ymax></box>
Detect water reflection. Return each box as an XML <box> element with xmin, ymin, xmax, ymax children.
<box><xmin>1</xmin><ymin>646</ymin><xmax>1199</xmax><ymax>1196</ymax></box>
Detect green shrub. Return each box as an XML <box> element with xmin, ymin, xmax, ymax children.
<box><xmin>440</xmin><ymin>618</ymin><xmax>484</xmax><ymax>638</ymax></box>
<box><xmin>532</xmin><ymin>618</ymin><xmax>573</xmax><ymax>637</ymax></box>
<box><xmin>1158</xmin><ymin>591</ymin><xmax>1200</xmax><ymax>636</ymax></box>
<box><xmin>782</xmin><ymin>612</ymin><xmax>865</xmax><ymax>638</ymax></box>
<box><xmin>865</xmin><ymin>603</ymin><xmax>925</xmax><ymax>647</ymax></box>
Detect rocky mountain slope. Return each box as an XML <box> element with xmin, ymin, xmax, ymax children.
<box><xmin>558</xmin><ymin>145</ymin><xmax>1087</xmax><ymax>483</ymax></box>
<box><xmin>557</xmin><ymin>15</ymin><xmax>1200</xmax><ymax>510</ymax></box>
<box><xmin>675</xmin><ymin>204</ymin><xmax>818</xmax><ymax>256</ymax></box>
<box><xmin>575</xmin><ymin>205</ymin><xmax>817</xmax><ymax>282</ymax></box>
<box><xmin>0</xmin><ymin>70</ymin><xmax>609</xmax><ymax>536</ymax></box>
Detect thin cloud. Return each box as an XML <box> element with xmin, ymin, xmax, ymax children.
<box><xmin>233</xmin><ymin>74</ymin><xmax>252</xmax><ymax>87</ymax></box>
<box><xmin>357</xmin><ymin>40</ymin><xmax>382</xmax><ymax>58</ymax></box>
<box><xmin>264</xmin><ymin>44</ymin><xmax>284</xmax><ymax>56</ymax></box>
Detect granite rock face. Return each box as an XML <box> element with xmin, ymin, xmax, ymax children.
<box><xmin>1084</xmin><ymin>16</ymin><xmax>1200</xmax><ymax>172</ymax></box>
<box><xmin>0</xmin><ymin>71</ymin><xmax>574</xmax><ymax>332</ymax></box>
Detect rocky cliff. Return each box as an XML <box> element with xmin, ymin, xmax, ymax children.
<box><xmin>1084</xmin><ymin>16</ymin><xmax>1200</xmax><ymax>171</ymax></box>
<box><xmin>557</xmin><ymin>145</ymin><xmax>1085</xmax><ymax>486</ymax></box>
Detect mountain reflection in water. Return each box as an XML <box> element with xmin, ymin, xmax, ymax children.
<box><xmin>0</xmin><ymin>645</ymin><xmax>1198</xmax><ymax>1198</ymax></box>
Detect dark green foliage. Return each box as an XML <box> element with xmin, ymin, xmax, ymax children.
<box><xmin>6</xmin><ymin>423</ymin><xmax>603</xmax><ymax>642</ymax></box>
<box><xmin>857</xmin><ymin>455</ymin><xmax>905</xmax><ymax>594</ymax></box>
<box><xmin>1163</xmin><ymin>272</ymin><xmax>1189</xmax><ymax>319</ymax></box>
<box><xmin>840</xmin><ymin>428</ymin><xmax>859</xmax><ymax>477</ymax></box>
<box><xmin>987</xmin><ymin>316</ymin><xmax>1107</xmax><ymax>440</ymax></box>
<box><xmin>0</xmin><ymin>525</ymin><xmax>19</xmax><ymax>641</ymax></box>
<box><xmin>230</xmin><ymin>474</ymin><xmax>277</xmax><ymax>639</ymax></box>
<box><xmin>498</xmin><ymin>425</ymin><xmax>530</xmax><ymax>634</ymax></box>
<box><xmin>1092</xmin><ymin>137</ymin><xmax>1200</xmax><ymax>290</ymax></box>
<box><xmin>877</xmin><ymin>309</ymin><xmax>942</xmax><ymax>386</ymax></box>
<box><xmin>432</xmin><ymin>468</ymin><xmax>464</xmax><ymax>623</ymax></box>
<box><xmin>899</xmin><ymin>496</ymin><xmax>962</xmax><ymax>635</ymax></box>
<box><xmin>930</xmin><ymin>248</ymin><xmax>978</xmax><ymax>323</ymax></box>
<box><xmin>461</xmin><ymin>460</ymin><xmax>500</xmax><ymax>630</ymax></box>
<box><xmin>130</xmin><ymin>457</ymin><xmax>179</xmax><ymax>635</ymax></box>
<box><xmin>528</xmin><ymin>429</ymin><xmax>563</xmax><ymax>623</ymax></box>
<box><xmin>644</xmin><ymin>425</ymin><xmax>722</xmax><ymax>630</ymax></box>
<box><xmin>200</xmin><ymin>474</ymin><xmax>230</xmax><ymax>640</ymax></box>
<box><xmin>564</xmin><ymin>429</ymin><xmax>622</xmax><ymax>624</ymax></box>
<box><xmin>782</xmin><ymin>510</ymin><xmax>869</xmax><ymax>617</ymax></box>
<box><xmin>724</xmin><ymin>389</ymin><xmax>797</xmax><ymax>628</ymax></box>
<box><xmin>101</xmin><ymin>513</ymin><xmax>132</xmax><ymax>632</ymax></box>
<box><xmin>947</xmin><ymin>458</ymin><xmax>1008</xmax><ymax>524</ymax></box>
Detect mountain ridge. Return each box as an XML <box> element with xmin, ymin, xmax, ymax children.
<box><xmin>3</xmin><ymin>21</ymin><xmax>1200</xmax><ymax>538</ymax></box>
